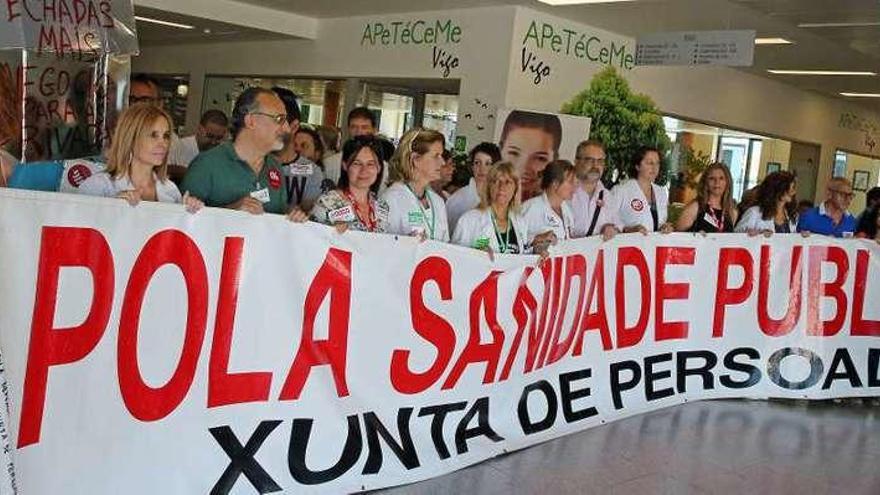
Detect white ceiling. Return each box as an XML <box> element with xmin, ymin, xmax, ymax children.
<box><xmin>134</xmin><ymin>0</ymin><xmax>880</xmax><ymax>111</ymax></box>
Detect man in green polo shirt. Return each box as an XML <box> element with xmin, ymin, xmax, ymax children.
<box><xmin>182</xmin><ymin>87</ymin><xmax>289</xmax><ymax>214</ymax></box>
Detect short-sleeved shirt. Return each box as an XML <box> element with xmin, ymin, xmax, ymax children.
<box><xmin>181</xmin><ymin>142</ymin><xmax>288</xmax><ymax>214</ymax></box>
<box><xmin>797</xmin><ymin>202</ymin><xmax>857</xmax><ymax>237</ymax></box>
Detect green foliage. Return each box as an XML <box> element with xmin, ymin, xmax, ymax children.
<box><xmin>562</xmin><ymin>67</ymin><xmax>672</xmax><ymax>185</ymax></box>
<box><xmin>675</xmin><ymin>147</ymin><xmax>713</xmax><ymax>190</ymax></box>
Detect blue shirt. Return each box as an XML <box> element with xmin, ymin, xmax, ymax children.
<box><xmin>797</xmin><ymin>203</ymin><xmax>857</xmax><ymax>237</ymax></box>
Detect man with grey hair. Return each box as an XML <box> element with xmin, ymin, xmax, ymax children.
<box><xmin>182</xmin><ymin>87</ymin><xmax>289</xmax><ymax>214</ymax></box>
<box><xmin>797</xmin><ymin>176</ymin><xmax>857</xmax><ymax>237</ymax></box>
<box><xmin>570</xmin><ymin>139</ymin><xmax>620</xmax><ymax>239</ymax></box>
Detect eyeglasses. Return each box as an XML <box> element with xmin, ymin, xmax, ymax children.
<box><xmin>576</xmin><ymin>157</ymin><xmax>606</xmax><ymax>165</ymax></box>
<box><xmin>829</xmin><ymin>189</ymin><xmax>854</xmax><ymax>199</ymax></box>
<box><xmin>250</xmin><ymin>112</ymin><xmax>288</xmax><ymax>125</ymax></box>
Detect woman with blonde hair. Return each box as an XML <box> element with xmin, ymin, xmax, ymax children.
<box><xmin>453</xmin><ymin>161</ymin><xmax>528</xmax><ymax>256</ymax></box>
<box><xmin>675</xmin><ymin>162</ymin><xmax>738</xmax><ymax>233</ymax></box>
<box><xmin>381</xmin><ymin>127</ymin><xmax>450</xmax><ymax>241</ymax></box>
<box><xmin>77</xmin><ymin>103</ymin><xmax>202</xmax><ymax>211</ymax></box>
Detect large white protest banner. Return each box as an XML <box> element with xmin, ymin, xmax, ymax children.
<box><xmin>0</xmin><ymin>188</ymin><xmax>879</xmax><ymax>494</ymax></box>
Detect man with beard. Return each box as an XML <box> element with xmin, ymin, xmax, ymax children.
<box><xmin>182</xmin><ymin>87</ymin><xmax>289</xmax><ymax>214</ymax></box>
<box><xmin>570</xmin><ymin>140</ymin><xmax>620</xmax><ymax>239</ymax></box>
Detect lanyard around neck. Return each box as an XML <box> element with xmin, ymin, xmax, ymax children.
<box><xmin>491</xmin><ymin>210</ymin><xmax>511</xmax><ymax>253</ymax></box>
<box><xmin>406</xmin><ymin>183</ymin><xmax>436</xmax><ymax>239</ymax></box>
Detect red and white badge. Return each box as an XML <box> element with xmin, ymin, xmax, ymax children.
<box><xmin>67</xmin><ymin>163</ymin><xmax>93</xmax><ymax>187</ymax></box>
<box><xmin>328</xmin><ymin>205</ymin><xmax>356</xmax><ymax>223</ymax></box>
<box><xmin>630</xmin><ymin>199</ymin><xmax>644</xmax><ymax>212</ymax></box>
<box><xmin>268</xmin><ymin>168</ymin><xmax>282</xmax><ymax>189</ymax></box>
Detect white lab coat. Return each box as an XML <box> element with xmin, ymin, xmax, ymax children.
<box><xmin>734</xmin><ymin>206</ymin><xmax>797</xmax><ymax>233</ymax></box>
<box><xmin>381</xmin><ymin>181</ymin><xmax>450</xmax><ymax>241</ymax></box>
<box><xmin>610</xmin><ymin>178</ymin><xmax>668</xmax><ymax>232</ymax></box>
<box><xmin>521</xmin><ymin>192</ymin><xmax>575</xmax><ymax>244</ymax></box>
<box><xmin>570</xmin><ymin>182</ymin><xmax>621</xmax><ymax>237</ymax></box>
<box><xmin>446</xmin><ymin>179</ymin><xmax>480</xmax><ymax>233</ymax></box>
<box><xmin>452</xmin><ymin>207</ymin><xmax>528</xmax><ymax>254</ymax></box>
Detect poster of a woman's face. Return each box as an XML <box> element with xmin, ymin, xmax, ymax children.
<box><xmin>496</xmin><ymin>109</ymin><xmax>591</xmax><ymax>200</ymax></box>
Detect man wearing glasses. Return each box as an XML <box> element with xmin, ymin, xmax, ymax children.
<box><xmin>797</xmin><ymin>177</ymin><xmax>857</xmax><ymax>237</ymax></box>
<box><xmin>167</xmin><ymin>110</ymin><xmax>229</xmax><ymax>169</ymax></box>
<box><xmin>182</xmin><ymin>87</ymin><xmax>289</xmax><ymax>214</ymax></box>
<box><xmin>570</xmin><ymin>140</ymin><xmax>620</xmax><ymax>239</ymax></box>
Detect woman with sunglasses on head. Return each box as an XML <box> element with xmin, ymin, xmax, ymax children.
<box><xmin>298</xmin><ymin>136</ymin><xmax>390</xmax><ymax>233</ymax></box>
<box><xmin>734</xmin><ymin>170</ymin><xmax>798</xmax><ymax>235</ymax></box>
<box><xmin>675</xmin><ymin>162</ymin><xmax>738</xmax><ymax>233</ymax></box>
<box><xmin>453</xmin><ymin>161</ymin><xmax>527</xmax><ymax>257</ymax></box>
<box><xmin>446</xmin><ymin>142</ymin><xmax>501</xmax><ymax>232</ymax></box>
<box><xmin>381</xmin><ymin>128</ymin><xmax>450</xmax><ymax>241</ymax></box>
<box><xmin>521</xmin><ymin>160</ymin><xmax>577</xmax><ymax>255</ymax></box>
<box><xmin>77</xmin><ymin>103</ymin><xmax>203</xmax><ymax>212</ymax></box>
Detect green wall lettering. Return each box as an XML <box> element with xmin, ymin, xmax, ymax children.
<box><xmin>522</xmin><ymin>20</ymin><xmax>635</xmax><ymax>70</ymax></box>
<box><xmin>361</xmin><ymin>19</ymin><xmax>463</xmax><ymax>47</ymax></box>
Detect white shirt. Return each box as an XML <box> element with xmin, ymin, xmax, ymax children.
<box><xmin>521</xmin><ymin>192</ymin><xmax>575</xmax><ymax>244</ymax></box>
<box><xmin>76</xmin><ymin>171</ymin><xmax>183</xmax><ymax>203</ymax></box>
<box><xmin>381</xmin><ymin>181</ymin><xmax>450</xmax><ymax>242</ymax></box>
<box><xmin>734</xmin><ymin>205</ymin><xmax>797</xmax><ymax>233</ymax></box>
<box><xmin>570</xmin><ymin>182</ymin><xmax>620</xmax><ymax>237</ymax></box>
<box><xmin>452</xmin><ymin>207</ymin><xmax>528</xmax><ymax>254</ymax></box>
<box><xmin>167</xmin><ymin>134</ymin><xmax>199</xmax><ymax>167</ymax></box>
<box><xmin>610</xmin><ymin>178</ymin><xmax>668</xmax><ymax>232</ymax></box>
<box><xmin>446</xmin><ymin>179</ymin><xmax>480</xmax><ymax>233</ymax></box>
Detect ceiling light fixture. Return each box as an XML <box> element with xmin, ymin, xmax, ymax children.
<box><xmin>798</xmin><ymin>21</ymin><xmax>880</xmax><ymax>28</ymax></box>
<box><xmin>537</xmin><ymin>0</ymin><xmax>638</xmax><ymax>5</ymax></box>
<box><xmin>755</xmin><ymin>38</ymin><xmax>792</xmax><ymax>45</ymax></box>
<box><xmin>840</xmin><ymin>92</ymin><xmax>880</xmax><ymax>98</ymax></box>
<box><xmin>768</xmin><ymin>70</ymin><xmax>876</xmax><ymax>76</ymax></box>
<box><xmin>134</xmin><ymin>16</ymin><xmax>195</xmax><ymax>30</ymax></box>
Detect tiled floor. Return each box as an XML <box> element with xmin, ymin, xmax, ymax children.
<box><xmin>378</xmin><ymin>400</ymin><xmax>880</xmax><ymax>494</ymax></box>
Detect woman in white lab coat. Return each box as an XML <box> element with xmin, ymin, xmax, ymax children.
<box><xmin>381</xmin><ymin>128</ymin><xmax>450</xmax><ymax>241</ymax></box>
<box><xmin>453</xmin><ymin>161</ymin><xmax>528</xmax><ymax>256</ymax></box>
<box><xmin>734</xmin><ymin>170</ymin><xmax>798</xmax><ymax>235</ymax></box>
<box><xmin>610</xmin><ymin>146</ymin><xmax>673</xmax><ymax>234</ymax></box>
<box><xmin>521</xmin><ymin>159</ymin><xmax>577</xmax><ymax>254</ymax></box>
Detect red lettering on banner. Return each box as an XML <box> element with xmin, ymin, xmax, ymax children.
<box><xmin>807</xmin><ymin>246</ymin><xmax>849</xmax><ymax>336</ymax></box>
<box><xmin>757</xmin><ymin>245</ymin><xmax>803</xmax><ymax>337</ymax></box>
<box><xmin>390</xmin><ymin>257</ymin><xmax>455</xmax><ymax>394</ymax></box>
<box><xmin>712</xmin><ymin>247</ymin><xmax>754</xmax><ymax>338</ymax></box>
<box><xmin>547</xmin><ymin>255</ymin><xmax>587</xmax><ymax>365</ymax></box>
<box><xmin>615</xmin><ymin>247</ymin><xmax>651</xmax><ymax>348</ymax></box>
<box><xmin>117</xmin><ymin>230</ymin><xmax>209</xmax><ymax>422</ymax></box>
<box><xmin>443</xmin><ymin>272</ymin><xmax>504</xmax><ymax>389</ymax></box>
<box><xmin>572</xmin><ymin>250</ymin><xmax>612</xmax><ymax>354</ymax></box>
<box><xmin>852</xmin><ymin>249</ymin><xmax>880</xmax><ymax>336</ymax></box>
<box><xmin>499</xmin><ymin>265</ymin><xmax>543</xmax><ymax>380</ymax></box>
<box><xmin>6</xmin><ymin>0</ymin><xmax>21</xmax><ymax>21</ymax></box>
<box><xmin>208</xmin><ymin>237</ymin><xmax>272</xmax><ymax>408</ymax></box>
<box><xmin>280</xmin><ymin>248</ymin><xmax>353</xmax><ymax>400</ymax></box>
<box><xmin>654</xmin><ymin>247</ymin><xmax>695</xmax><ymax>341</ymax></box>
<box><xmin>536</xmin><ymin>257</ymin><xmax>565</xmax><ymax>368</ymax></box>
<box><xmin>18</xmin><ymin>227</ymin><xmax>114</xmax><ymax>448</ymax></box>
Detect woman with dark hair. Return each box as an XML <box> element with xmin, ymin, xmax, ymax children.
<box><xmin>300</xmin><ymin>136</ymin><xmax>389</xmax><ymax>233</ymax></box>
<box><xmin>77</xmin><ymin>103</ymin><xmax>203</xmax><ymax>212</ymax></box>
<box><xmin>610</xmin><ymin>146</ymin><xmax>673</xmax><ymax>233</ymax></box>
<box><xmin>521</xmin><ymin>160</ymin><xmax>577</xmax><ymax>254</ymax></box>
<box><xmin>446</xmin><ymin>142</ymin><xmax>502</xmax><ymax>231</ymax></box>
<box><xmin>675</xmin><ymin>162</ymin><xmax>738</xmax><ymax>233</ymax></box>
<box><xmin>278</xmin><ymin>126</ymin><xmax>334</xmax><ymax>211</ymax></box>
<box><xmin>734</xmin><ymin>171</ymin><xmax>798</xmax><ymax>234</ymax></box>
<box><xmin>856</xmin><ymin>206</ymin><xmax>880</xmax><ymax>242</ymax></box>
<box><xmin>381</xmin><ymin>128</ymin><xmax>450</xmax><ymax>241</ymax></box>
<box><xmin>453</xmin><ymin>161</ymin><xmax>527</xmax><ymax>256</ymax></box>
